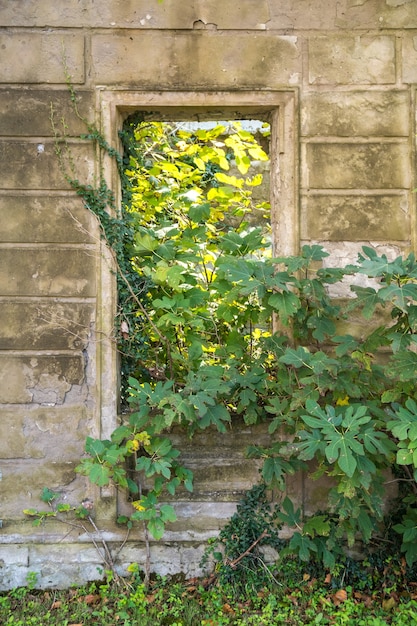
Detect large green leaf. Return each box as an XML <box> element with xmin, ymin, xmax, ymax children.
<box><xmin>378</xmin><ymin>283</ymin><xmax>417</xmax><ymax>311</ymax></box>
<box><xmin>279</xmin><ymin>346</ymin><xmax>311</xmax><ymax>368</ymax></box>
<box><xmin>89</xmin><ymin>464</ymin><xmax>111</xmax><ymax>487</ymax></box>
<box><xmin>387</xmin><ymin>351</ymin><xmax>417</xmax><ymax>381</ymax></box>
<box><xmin>350</xmin><ymin>286</ymin><xmax>381</xmax><ymax>319</ymax></box>
<box><xmin>198</xmin><ymin>404</ymin><xmax>231</xmax><ymax>432</ymax></box>
<box><xmin>268</xmin><ymin>291</ymin><xmax>301</xmax><ymax>323</ymax></box>
<box><xmin>325</xmin><ymin>436</ymin><xmax>358</xmax><ymax>477</ymax></box>
<box><xmin>288</xmin><ymin>532</ymin><xmax>317</xmax><ymax>562</ymax></box>
<box><xmin>147</xmin><ymin>517</ymin><xmax>165</xmax><ymax>540</ymax></box>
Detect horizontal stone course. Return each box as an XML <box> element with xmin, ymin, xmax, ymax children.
<box><xmin>0</xmin><ymin>141</ymin><xmax>95</xmax><ymax>190</ymax></box>
<box><xmin>0</xmin><ymin>195</ymin><xmax>97</xmax><ymax>243</ymax></box>
<box><xmin>3</xmin><ymin>0</ymin><xmax>416</xmax><ymax>30</ymax></box>
<box><xmin>0</xmin><ymin>248</ymin><xmax>96</xmax><ymax>297</ymax></box>
<box><xmin>301</xmin><ymin>194</ymin><xmax>410</xmax><ymax>240</ymax></box>
<box><xmin>0</xmin><ymin>301</ymin><xmax>94</xmax><ymax>350</ymax></box>
<box><xmin>0</xmin><ymin>406</ymin><xmax>88</xmax><ymax>460</ymax></box>
<box><xmin>0</xmin><ymin>33</ymin><xmax>84</xmax><ymax>84</ymax></box>
<box><xmin>336</xmin><ymin>0</ymin><xmax>417</xmax><ymax>29</ymax></box>
<box><xmin>0</xmin><ymin>459</ymin><xmax>85</xmax><ymax>519</ymax></box>
<box><xmin>0</xmin><ymin>89</ymin><xmax>95</xmax><ymax>137</ymax></box>
<box><xmin>308</xmin><ymin>35</ymin><xmax>396</xmax><ymax>84</ymax></box>
<box><xmin>267</xmin><ymin>0</ymin><xmax>338</xmax><ymax>30</ymax></box>
<box><xmin>305</xmin><ymin>142</ymin><xmax>410</xmax><ymax>189</ymax></box>
<box><xmin>0</xmin><ymin>0</ymin><xmax>270</xmax><ymax>29</ymax></box>
<box><xmin>0</xmin><ymin>354</ymin><xmax>86</xmax><ymax>404</ymax></box>
<box><xmin>302</xmin><ymin>90</ymin><xmax>409</xmax><ymax>137</ymax></box>
<box><xmin>91</xmin><ymin>32</ymin><xmax>301</xmax><ymax>87</ymax></box>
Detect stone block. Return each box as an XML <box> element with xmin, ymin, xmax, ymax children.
<box><xmin>0</xmin><ymin>459</ymin><xmax>84</xmax><ymax>518</ymax></box>
<box><xmin>91</xmin><ymin>32</ymin><xmax>301</xmax><ymax>87</ymax></box>
<box><xmin>302</xmin><ymin>91</ymin><xmax>409</xmax><ymax>137</ymax></box>
<box><xmin>268</xmin><ymin>0</ymin><xmax>337</xmax><ymax>29</ymax></box>
<box><xmin>0</xmin><ymin>247</ymin><xmax>97</xmax><ymax>297</ymax></box>
<box><xmin>402</xmin><ymin>34</ymin><xmax>417</xmax><ymax>84</ymax></box>
<box><xmin>162</xmin><ymin>461</ymin><xmax>263</xmax><ymax>502</ymax></box>
<box><xmin>0</xmin><ymin>0</ymin><xmax>270</xmax><ymax>29</ymax></box>
<box><xmin>0</xmin><ymin>405</ymin><xmax>89</xmax><ymax>460</ymax></box>
<box><xmin>0</xmin><ymin>546</ymin><xmax>30</xmax><ymax>590</ymax></box>
<box><xmin>0</xmin><ymin>354</ymin><xmax>85</xmax><ymax>404</ymax></box>
<box><xmin>0</xmin><ymin>140</ymin><xmax>95</xmax><ymax>190</ymax></box>
<box><xmin>26</xmin><ymin>542</ymin><xmax>117</xmax><ymax>589</ymax></box>
<box><xmin>336</xmin><ymin>0</ymin><xmax>417</xmax><ymax>29</ymax></box>
<box><xmin>312</xmin><ymin>241</ymin><xmax>405</xmax><ymax>298</ymax></box>
<box><xmin>301</xmin><ymin>194</ymin><xmax>410</xmax><ymax>241</ymax></box>
<box><xmin>0</xmin><ymin>301</ymin><xmax>94</xmax><ymax>351</ymax></box>
<box><xmin>0</xmin><ymin>195</ymin><xmax>98</xmax><ymax>244</ymax></box>
<box><xmin>0</xmin><ymin>0</ymin><xmax>91</xmax><ymax>27</ymax></box>
<box><xmin>0</xmin><ymin>33</ymin><xmax>84</xmax><ymax>84</ymax></box>
<box><xmin>0</xmin><ymin>89</ymin><xmax>95</xmax><ymax>137</ymax></box>
<box><xmin>308</xmin><ymin>36</ymin><xmax>396</xmax><ymax>84</ymax></box>
<box><xmin>305</xmin><ymin>143</ymin><xmax>410</xmax><ymax>189</ymax></box>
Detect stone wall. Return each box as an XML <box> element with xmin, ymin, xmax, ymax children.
<box><xmin>0</xmin><ymin>0</ymin><xmax>416</xmax><ymax>588</ymax></box>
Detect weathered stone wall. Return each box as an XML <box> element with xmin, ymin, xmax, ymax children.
<box><xmin>0</xmin><ymin>0</ymin><xmax>416</xmax><ymax>588</ymax></box>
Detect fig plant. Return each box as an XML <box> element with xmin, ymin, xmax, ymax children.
<box><xmin>51</xmin><ymin>102</ymin><xmax>417</xmax><ymax>571</ymax></box>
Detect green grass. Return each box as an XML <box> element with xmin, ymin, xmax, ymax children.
<box><xmin>2</xmin><ymin>565</ymin><xmax>417</xmax><ymax>626</ymax></box>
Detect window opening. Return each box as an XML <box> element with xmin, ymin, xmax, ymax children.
<box><xmin>118</xmin><ymin>115</ymin><xmax>271</xmax><ymax>407</ymax></box>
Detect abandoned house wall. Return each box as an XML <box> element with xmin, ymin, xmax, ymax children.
<box><xmin>0</xmin><ymin>0</ymin><xmax>416</xmax><ymax>588</ymax></box>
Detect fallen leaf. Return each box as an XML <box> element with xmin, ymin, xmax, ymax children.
<box><xmin>333</xmin><ymin>589</ymin><xmax>347</xmax><ymax>605</ymax></box>
<box><xmin>324</xmin><ymin>573</ymin><xmax>332</xmax><ymax>584</ymax></box>
<box><xmin>223</xmin><ymin>602</ymin><xmax>235</xmax><ymax>615</ymax></box>
<box><xmin>79</xmin><ymin>594</ymin><xmax>100</xmax><ymax>605</ymax></box>
<box><xmin>51</xmin><ymin>600</ymin><xmax>62</xmax><ymax>609</ymax></box>
<box><xmin>382</xmin><ymin>597</ymin><xmax>397</xmax><ymax>611</ymax></box>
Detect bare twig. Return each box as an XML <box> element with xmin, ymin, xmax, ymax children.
<box><xmin>225</xmin><ymin>529</ymin><xmax>269</xmax><ymax>569</ymax></box>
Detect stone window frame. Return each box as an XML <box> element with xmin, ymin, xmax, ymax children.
<box><xmin>96</xmin><ymin>90</ymin><xmax>298</xmax><ymax>475</ymax></box>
